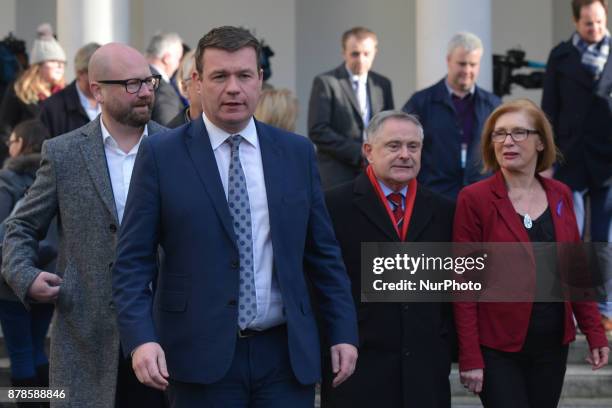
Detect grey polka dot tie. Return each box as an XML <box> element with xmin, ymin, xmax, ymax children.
<box><xmin>227</xmin><ymin>134</ymin><xmax>256</xmax><ymax>329</ymax></box>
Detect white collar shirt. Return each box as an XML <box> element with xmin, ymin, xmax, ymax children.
<box><xmin>100</xmin><ymin>119</ymin><xmax>148</xmax><ymax>224</ymax></box>
<box><xmin>76</xmin><ymin>83</ymin><xmax>101</xmax><ymax>121</ymax></box>
<box><xmin>203</xmin><ymin>112</ymin><xmax>284</xmax><ymax>330</ymax></box>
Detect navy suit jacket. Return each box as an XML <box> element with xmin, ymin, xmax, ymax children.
<box><xmin>403</xmin><ymin>79</ymin><xmax>501</xmax><ymax>200</ymax></box>
<box><xmin>111</xmin><ymin>117</ymin><xmax>358</xmax><ymax>385</ymax></box>
<box><xmin>541</xmin><ymin>39</ymin><xmax>612</xmax><ymax>190</ymax></box>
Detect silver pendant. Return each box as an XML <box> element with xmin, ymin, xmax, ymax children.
<box><xmin>523</xmin><ymin>213</ymin><xmax>533</xmax><ymax>229</ymax></box>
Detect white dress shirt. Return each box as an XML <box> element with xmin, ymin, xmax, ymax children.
<box><xmin>76</xmin><ymin>84</ymin><xmax>101</xmax><ymax>121</ymax></box>
<box><xmin>100</xmin><ymin>119</ymin><xmax>148</xmax><ymax>224</ymax></box>
<box><xmin>347</xmin><ymin>67</ymin><xmax>370</xmax><ymax>139</ymax></box>
<box><xmin>202</xmin><ymin>112</ymin><xmax>285</xmax><ymax>330</ymax></box>
<box><xmin>379</xmin><ymin>180</ymin><xmax>408</xmax><ymax>210</ymax></box>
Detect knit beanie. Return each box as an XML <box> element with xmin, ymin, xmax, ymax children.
<box><xmin>30</xmin><ymin>23</ymin><xmax>66</xmax><ymax>65</ymax></box>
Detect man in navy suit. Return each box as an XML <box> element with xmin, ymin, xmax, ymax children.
<box><xmin>112</xmin><ymin>26</ymin><xmax>358</xmax><ymax>407</ymax></box>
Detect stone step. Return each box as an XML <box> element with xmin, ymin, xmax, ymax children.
<box><xmin>451</xmin><ymin>363</ymin><xmax>612</xmax><ymax>399</ymax></box>
<box><xmin>452</xmin><ymin>396</ymin><xmax>612</xmax><ymax>408</ymax></box>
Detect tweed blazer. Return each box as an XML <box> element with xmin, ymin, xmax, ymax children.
<box><xmin>1</xmin><ymin>116</ymin><xmax>166</xmax><ymax>408</ymax></box>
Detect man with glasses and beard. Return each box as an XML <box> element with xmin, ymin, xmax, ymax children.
<box><xmin>2</xmin><ymin>43</ymin><xmax>167</xmax><ymax>408</ymax></box>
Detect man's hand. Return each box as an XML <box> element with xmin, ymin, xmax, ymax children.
<box><xmin>27</xmin><ymin>271</ymin><xmax>62</xmax><ymax>302</ymax></box>
<box><xmin>460</xmin><ymin>368</ymin><xmax>483</xmax><ymax>394</ymax></box>
<box><xmin>586</xmin><ymin>346</ymin><xmax>610</xmax><ymax>370</ymax></box>
<box><xmin>132</xmin><ymin>342</ymin><xmax>169</xmax><ymax>390</ymax></box>
<box><xmin>330</xmin><ymin>343</ymin><xmax>358</xmax><ymax>387</ymax></box>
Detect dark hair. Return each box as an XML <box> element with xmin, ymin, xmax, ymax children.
<box><xmin>195</xmin><ymin>26</ymin><xmax>261</xmax><ymax>74</ymax></box>
<box><xmin>12</xmin><ymin>119</ymin><xmax>49</xmax><ymax>154</ymax></box>
<box><xmin>341</xmin><ymin>27</ymin><xmax>377</xmax><ymax>50</ymax></box>
<box><xmin>571</xmin><ymin>0</ymin><xmax>608</xmax><ymax>20</ymax></box>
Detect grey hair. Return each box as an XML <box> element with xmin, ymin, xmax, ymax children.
<box><xmin>365</xmin><ymin>110</ymin><xmax>424</xmax><ymax>143</ymax></box>
<box><xmin>447</xmin><ymin>31</ymin><xmax>483</xmax><ymax>55</ymax></box>
<box><xmin>74</xmin><ymin>42</ymin><xmax>100</xmax><ymax>74</ymax></box>
<box><xmin>145</xmin><ymin>32</ymin><xmax>183</xmax><ymax>58</ymax></box>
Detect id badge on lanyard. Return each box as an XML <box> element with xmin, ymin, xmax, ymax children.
<box><xmin>461</xmin><ymin>143</ymin><xmax>467</xmax><ymax>169</ymax></box>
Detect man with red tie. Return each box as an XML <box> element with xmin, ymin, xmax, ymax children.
<box><xmin>322</xmin><ymin>110</ymin><xmax>455</xmax><ymax>408</ymax></box>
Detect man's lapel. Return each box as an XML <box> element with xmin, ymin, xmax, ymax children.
<box><xmin>405</xmin><ymin>187</ymin><xmax>433</xmax><ymax>242</ymax></box>
<box><xmin>183</xmin><ymin>117</ymin><xmax>237</xmax><ymax>243</ymax></box>
<box><xmin>78</xmin><ymin>117</ymin><xmax>119</xmax><ymax>223</ymax></box>
<box><xmin>256</xmin><ymin>121</ymin><xmax>284</xmax><ymax>236</ymax></box>
<box><xmin>367</xmin><ymin>76</ymin><xmax>383</xmax><ymax>115</ymax></box>
<box><xmin>336</xmin><ymin>65</ymin><xmax>363</xmax><ymax>123</ymax></box>
<box><xmin>353</xmin><ymin>173</ymin><xmax>398</xmax><ymax>241</ymax></box>
<box><xmin>558</xmin><ymin>42</ymin><xmax>596</xmax><ymax>90</ymax></box>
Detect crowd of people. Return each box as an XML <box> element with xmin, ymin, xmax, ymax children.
<box><xmin>0</xmin><ymin>0</ymin><xmax>609</xmax><ymax>407</ymax></box>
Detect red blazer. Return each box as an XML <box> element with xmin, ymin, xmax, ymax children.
<box><xmin>453</xmin><ymin>171</ymin><xmax>608</xmax><ymax>371</ymax></box>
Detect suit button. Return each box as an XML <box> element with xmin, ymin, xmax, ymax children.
<box><xmin>231</xmin><ymin>260</ymin><xmax>239</xmax><ymax>269</ymax></box>
<box><xmin>109</xmin><ymin>301</ymin><xmax>115</xmax><ymax>309</ymax></box>
<box><xmin>402</xmin><ymin>305</ymin><xmax>410</xmax><ymax>311</ymax></box>
<box><xmin>227</xmin><ymin>300</ymin><xmax>237</xmax><ymax>306</ymax></box>
<box><xmin>109</xmin><ymin>224</ymin><xmax>117</xmax><ymax>233</ymax></box>
<box><xmin>404</xmin><ymin>350</ymin><xmax>411</xmax><ymax>357</ymax></box>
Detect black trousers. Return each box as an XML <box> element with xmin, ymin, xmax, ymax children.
<box><xmin>479</xmin><ymin>342</ymin><xmax>569</xmax><ymax>408</ymax></box>
<box><xmin>115</xmin><ymin>349</ymin><xmax>167</xmax><ymax>408</ymax></box>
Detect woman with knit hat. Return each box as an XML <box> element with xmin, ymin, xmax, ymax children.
<box><xmin>0</xmin><ymin>23</ymin><xmax>66</xmax><ymax>163</ymax></box>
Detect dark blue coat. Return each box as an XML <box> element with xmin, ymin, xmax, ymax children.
<box><xmin>403</xmin><ymin>79</ymin><xmax>500</xmax><ymax>200</ymax></box>
<box><xmin>541</xmin><ymin>39</ymin><xmax>612</xmax><ymax>190</ymax></box>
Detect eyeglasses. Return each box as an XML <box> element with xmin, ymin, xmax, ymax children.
<box><xmin>491</xmin><ymin>128</ymin><xmax>539</xmax><ymax>143</ymax></box>
<box><xmin>97</xmin><ymin>74</ymin><xmax>161</xmax><ymax>94</ymax></box>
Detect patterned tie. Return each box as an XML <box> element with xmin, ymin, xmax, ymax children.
<box><xmin>227</xmin><ymin>135</ymin><xmax>256</xmax><ymax>329</ymax></box>
<box><xmin>387</xmin><ymin>192</ymin><xmax>404</xmax><ymax>229</ymax></box>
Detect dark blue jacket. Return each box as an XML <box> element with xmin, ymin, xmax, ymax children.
<box><xmin>541</xmin><ymin>39</ymin><xmax>612</xmax><ymax>190</ymax></box>
<box><xmin>112</xmin><ymin>117</ymin><xmax>358</xmax><ymax>385</ymax></box>
<box><xmin>403</xmin><ymin>79</ymin><xmax>500</xmax><ymax>200</ymax></box>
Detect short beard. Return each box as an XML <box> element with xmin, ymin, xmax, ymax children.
<box><xmin>111</xmin><ymin>103</ymin><xmax>153</xmax><ymax>128</ymax></box>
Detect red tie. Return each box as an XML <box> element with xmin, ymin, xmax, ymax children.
<box><xmin>387</xmin><ymin>193</ymin><xmax>404</xmax><ymax>228</ymax></box>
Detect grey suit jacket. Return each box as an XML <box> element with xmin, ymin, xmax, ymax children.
<box><xmin>1</xmin><ymin>116</ymin><xmax>166</xmax><ymax>408</ymax></box>
<box><xmin>150</xmin><ymin>65</ymin><xmax>184</xmax><ymax>127</ymax></box>
<box><xmin>308</xmin><ymin>64</ymin><xmax>394</xmax><ymax>189</ymax></box>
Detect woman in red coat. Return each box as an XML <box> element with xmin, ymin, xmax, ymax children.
<box><xmin>453</xmin><ymin>99</ymin><xmax>609</xmax><ymax>407</ymax></box>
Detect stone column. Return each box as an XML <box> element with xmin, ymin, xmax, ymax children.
<box><xmin>56</xmin><ymin>0</ymin><xmax>130</xmax><ymax>81</ymax></box>
<box><xmin>415</xmin><ymin>0</ymin><xmax>492</xmax><ymax>90</ymax></box>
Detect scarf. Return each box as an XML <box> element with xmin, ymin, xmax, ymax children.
<box><xmin>572</xmin><ymin>30</ymin><xmax>610</xmax><ymax>80</ymax></box>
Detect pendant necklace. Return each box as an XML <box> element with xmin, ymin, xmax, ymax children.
<box><xmin>521</xmin><ymin>183</ymin><xmax>535</xmax><ymax>229</ymax></box>
<box><xmin>523</xmin><ymin>213</ymin><xmax>533</xmax><ymax>229</ymax></box>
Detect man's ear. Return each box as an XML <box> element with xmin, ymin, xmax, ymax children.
<box><xmin>161</xmin><ymin>52</ymin><xmax>171</xmax><ymax>66</ymax></box>
<box><xmin>90</xmin><ymin>83</ymin><xmax>103</xmax><ymax>103</ymax></box>
<box><xmin>192</xmin><ymin>71</ymin><xmax>202</xmax><ymax>94</ymax></box>
<box><xmin>362</xmin><ymin>143</ymin><xmax>373</xmax><ymax>162</ymax></box>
